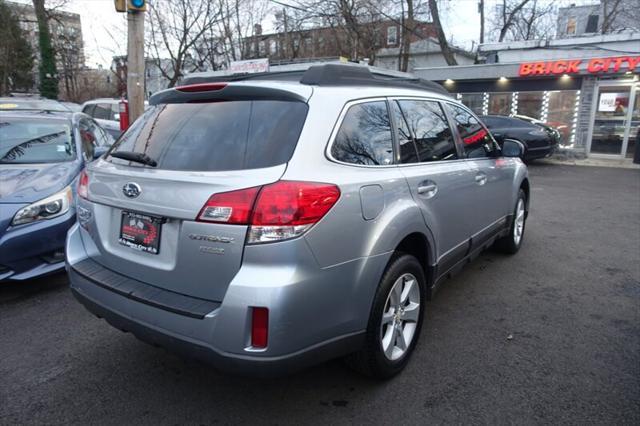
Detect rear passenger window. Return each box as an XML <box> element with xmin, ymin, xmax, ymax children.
<box><xmin>447</xmin><ymin>104</ymin><xmax>497</xmax><ymax>159</ymax></box>
<box><xmin>332</xmin><ymin>101</ymin><xmax>394</xmax><ymax>166</ymax></box>
<box><xmin>397</xmin><ymin>100</ymin><xmax>457</xmax><ymax>162</ymax></box>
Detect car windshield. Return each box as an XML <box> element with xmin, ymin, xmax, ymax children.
<box><xmin>0</xmin><ymin>118</ymin><xmax>75</xmax><ymax>164</ymax></box>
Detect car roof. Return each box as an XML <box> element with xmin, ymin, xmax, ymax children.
<box><xmin>153</xmin><ymin>64</ymin><xmax>452</xmax><ymax>106</ymax></box>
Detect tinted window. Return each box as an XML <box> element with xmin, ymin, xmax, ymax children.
<box><xmin>398</xmin><ymin>100</ymin><xmax>457</xmax><ymax>162</ymax></box>
<box><xmin>109</xmin><ymin>101</ymin><xmax>308</xmax><ymax>171</ymax></box>
<box><xmin>448</xmin><ymin>104</ymin><xmax>497</xmax><ymax>159</ymax></box>
<box><xmin>332</xmin><ymin>101</ymin><xmax>394</xmax><ymax>166</ymax></box>
<box><xmin>391</xmin><ymin>101</ymin><xmax>418</xmax><ymax>163</ymax></box>
<box><xmin>0</xmin><ymin>118</ymin><xmax>74</xmax><ymax>164</ymax></box>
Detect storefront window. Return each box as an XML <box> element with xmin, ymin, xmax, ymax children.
<box><xmin>488</xmin><ymin>93</ymin><xmax>511</xmax><ymax>115</ymax></box>
<box><xmin>517</xmin><ymin>91</ymin><xmax>544</xmax><ymax>119</ymax></box>
<box><xmin>547</xmin><ymin>90</ymin><xmax>578</xmax><ymax>145</ymax></box>
<box><xmin>459</xmin><ymin>93</ymin><xmax>484</xmax><ymax>115</ymax></box>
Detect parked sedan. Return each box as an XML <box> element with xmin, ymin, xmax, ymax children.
<box><xmin>512</xmin><ymin>114</ymin><xmax>562</xmax><ymax>145</ymax></box>
<box><xmin>0</xmin><ymin>110</ymin><xmax>112</xmax><ymax>282</ymax></box>
<box><xmin>481</xmin><ymin>115</ymin><xmax>558</xmax><ymax>162</ymax></box>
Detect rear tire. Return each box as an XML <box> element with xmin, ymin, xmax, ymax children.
<box><xmin>495</xmin><ymin>189</ymin><xmax>527</xmax><ymax>254</ymax></box>
<box><xmin>345</xmin><ymin>253</ymin><xmax>426</xmax><ymax>379</ymax></box>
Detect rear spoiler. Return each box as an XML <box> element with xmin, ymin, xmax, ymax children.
<box><xmin>149</xmin><ymin>83</ymin><xmax>308</xmax><ymax>106</ymax></box>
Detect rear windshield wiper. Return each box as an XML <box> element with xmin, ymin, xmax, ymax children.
<box><xmin>110</xmin><ymin>151</ymin><xmax>157</xmax><ymax>167</ymax></box>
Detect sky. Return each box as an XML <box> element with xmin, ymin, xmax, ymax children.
<box><xmin>12</xmin><ymin>0</ymin><xmax>584</xmax><ymax>69</ymax></box>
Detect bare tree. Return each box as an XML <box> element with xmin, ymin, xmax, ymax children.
<box><xmin>146</xmin><ymin>0</ymin><xmax>224</xmax><ymax>87</ymax></box>
<box><xmin>289</xmin><ymin>0</ymin><xmax>389</xmax><ymax>63</ymax></box>
<box><xmin>215</xmin><ymin>0</ymin><xmax>269</xmax><ymax>65</ymax></box>
<box><xmin>492</xmin><ymin>0</ymin><xmax>533</xmax><ymax>42</ymax></box>
<box><xmin>508</xmin><ymin>0</ymin><xmax>556</xmax><ymax>41</ymax></box>
<box><xmin>428</xmin><ymin>0</ymin><xmax>457</xmax><ymax>65</ymax></box>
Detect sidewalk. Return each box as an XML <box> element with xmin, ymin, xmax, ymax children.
<box><xmin>539</xmin><ymin>156</ymin><xmax>640</xmax><ymax>169</ymax></box>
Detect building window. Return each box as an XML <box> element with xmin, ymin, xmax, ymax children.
<box><xmin>547</xmin><ymin>90</ymin><xmax>579</xmax><ymax>145</ymax></box>
<box><xmin>566</xmin><ymin>17</ymin><xmax>577</xmax><ymax>35</ymax></box>
<box><xmin>488</xmin><ymin>93</ymin><xmax>512</xmax><ymax>115</ymax></box>
<box><xmin>585</xmin><ymin>15</ymin><xmax>599</xmax><ymax>33</ymax></box>
<box><xmin>269</xmin><ymin>39</ymin><xmax>276</xmax><ymax>55</ymax></box>
<box><xmin>459</xmin><ymin>93</ymin><xmax>485</xmax><ymax>115</ymax></box>
<box><xmin>517</xmin><ymin>91</ymin><xmax>545</xmax><ymax>120</ymax></box>
<box><xmin>259</xmin><ymin>40</ymin><xmax>266</xmax><ymax>56</ymax></box>
<box><xmin>387</xmin><ymin>26</ymin><xmax>398</xmax><ymax>46</ymax></box>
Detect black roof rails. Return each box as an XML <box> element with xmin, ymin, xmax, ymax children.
<box><xmin>180</xmin><ymin>63</ymin><xmax>450</xmax><ymax>96</ymax></box>
<box><xmin>300</xmin><ymin>64</ymin><xmax>450</xmax><ymax>96</ymax></box>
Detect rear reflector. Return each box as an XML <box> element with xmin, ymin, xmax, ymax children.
<box><xmin>196</xmin><ymin>181</ymin><xmax>340</xmax><ymax>244</ymax></box>
<box><xmin>78</xmin><ymin>170</ymin><xmax>89</xmax><ymax>199</ymax></box>
<box><xmin>175</xmin><ymin>83</ymin><xmax>227</xmax><ymax>93</ymax></box>
<box><xmin>251</xmin><ymin>307</ymin><xmax>269</xmax><ymax>349</ymax></box>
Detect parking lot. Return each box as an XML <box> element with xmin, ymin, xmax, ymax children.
<box><xmin>1</xmin><ymin>164</ymin><xmax>638</xmax><ymax>425</ymax></box>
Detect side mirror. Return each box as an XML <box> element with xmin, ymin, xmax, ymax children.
<box><xmin>92</xmin><ymin>145</ymin><xmax>110</xmax><ymax>160</ymax></box>
<box><xmin>502</xmin><ymin>139</ymin><xmax>525</xmax><ymax>158</ymax></box>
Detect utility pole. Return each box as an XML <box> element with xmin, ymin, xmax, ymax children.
<box><xmin>114</xmin><ymin>0</ymin><xmax>146</xmax><ymax>123</ymax></box>
<box><xmin>127</xmin><ymin>10</ymin><xmax>145</xmax><ymax>123</ymax></box>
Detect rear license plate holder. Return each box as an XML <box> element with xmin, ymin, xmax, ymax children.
<box><xmin>118</xmin><ymin>211</ymin><xmax>163</xmax><ymax>254</ymax></box>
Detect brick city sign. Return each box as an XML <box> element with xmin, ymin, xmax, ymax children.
<box><xmin>518</xmin><ymin>56</ymin><xmax>640</xmax><ymax>76</ymax></box>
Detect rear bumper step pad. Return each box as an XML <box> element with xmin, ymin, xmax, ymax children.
<box><xmin>70</xmin><ymin>258</ymin><xmax>220</xmax><ymax>319</ymax></box>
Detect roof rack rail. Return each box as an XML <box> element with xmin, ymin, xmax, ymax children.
<box><xmin>180</xmin><ymin>63</ymin><xmax>450</xmax><ymax>96</ymax></box>
<box><xmin>300</xmin><ymin>64</ymin><xmax>450</xmax><ymax>95</ymax></box>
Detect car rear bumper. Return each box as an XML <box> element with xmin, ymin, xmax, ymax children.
<box><xmin>0</xmin><ymin>210</ymin><xmax>75</xmax><ymax>282</ymax></box>
<box><xmin>69</xmin><ymin>281</ymin><xmax>364</xmax><ymax>377</ymax></box>
<box><xmin>65</xmin><ymin>223</ymin><xmax>384</xmax><ymax>377</ymax></box>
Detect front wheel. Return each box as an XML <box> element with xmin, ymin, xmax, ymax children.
<box><xmin>345</xmin><ymin>253</ymin><xmax>426</xmax><ymax>379</ymax></box>
<box><xmin>495</xmin><ymin>189</ymin><xmax>527</xmax><ymax>254</ymax></box>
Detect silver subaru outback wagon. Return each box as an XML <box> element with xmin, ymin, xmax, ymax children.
<box><xmin>66</xmin><ymin>64</ymin><xmax>529</xmax><ymax>379</ymax></box>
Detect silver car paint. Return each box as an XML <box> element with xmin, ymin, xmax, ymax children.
<box><xmin>66</xmin><ymin>81</ymin><xmax>528</xmax><ymax>372</ymax></box>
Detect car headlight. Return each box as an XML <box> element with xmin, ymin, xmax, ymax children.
<box><xmin>11</xmin><ymin>186</ymin><xmax>73</xmax><ymax>226</ymax></box>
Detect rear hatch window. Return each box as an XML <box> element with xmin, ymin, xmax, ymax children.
<box><xmin>107</xmin><ymin>100</ymin><xmax>308</xmax><ymax>171</ymax></box>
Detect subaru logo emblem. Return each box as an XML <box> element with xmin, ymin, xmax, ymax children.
<box><xmin>122</xmin><ymin>182</ymin><xmax>141</xmax><ymax>198</ymax></box>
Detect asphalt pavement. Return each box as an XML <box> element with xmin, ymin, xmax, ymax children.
<box><xmin>1</xmin><ymin>164</ymin><xmax>639</xmax><ymax>425</ymax></box>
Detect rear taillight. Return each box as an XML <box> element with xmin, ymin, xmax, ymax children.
<box><xmin>78</xmin><ymin>170</ymin><xmax>89</xmax><ymax>199</ymax></box>
<box><xmin>249</xmin><ymin>181</ymin><xmax>340</xmax><ymax>244</ymax></box>
<box><xmin>196</xmin><ymin>181</ymin><xmax>340</xmax><ymax>244</ymax></box>
<box><xmin>251</xmin><ymin>307</ymin><xmax>269</xmax><ymax>349</ymax></box>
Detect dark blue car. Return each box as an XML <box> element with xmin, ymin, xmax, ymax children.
<box><xmin>0</xmin><ymin>109</ymin><xmax>112</xmax><ymax>282</ymax></box>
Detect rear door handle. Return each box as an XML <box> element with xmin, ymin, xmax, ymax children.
<box><xmin>475</xmin><ymin>173</ymin><xmax>487</xmax><ymax>186</ymax></box>
<box><xmin>417</xmin><ymin>182</ymin><xmax>438</xmax><ymax>198</ymax></box>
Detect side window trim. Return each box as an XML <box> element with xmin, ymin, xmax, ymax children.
<box><xmin>325</xmin><ymin>97</ymin><xmax>398</xmax><ymax>168</ymax></box>
<box><xmin>387</xmin><ymin>98</ymin><xmax>418</xmax><ymax>164</ymax></box>
<box><xmin>441</xmin><ymin>100</ymin><xmax>466</xmax><ymax>159</ymax></box>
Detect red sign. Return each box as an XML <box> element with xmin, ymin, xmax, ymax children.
<box><xmin>518</xmin><ymin>56</ymin><xmax>640</xmax><ymax>77</ymax></box>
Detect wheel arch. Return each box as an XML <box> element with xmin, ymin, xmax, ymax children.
<box><xmin>392</xmin><ymin>231</ymin><xmax>436</xmax><ymax>299</ymax></box>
